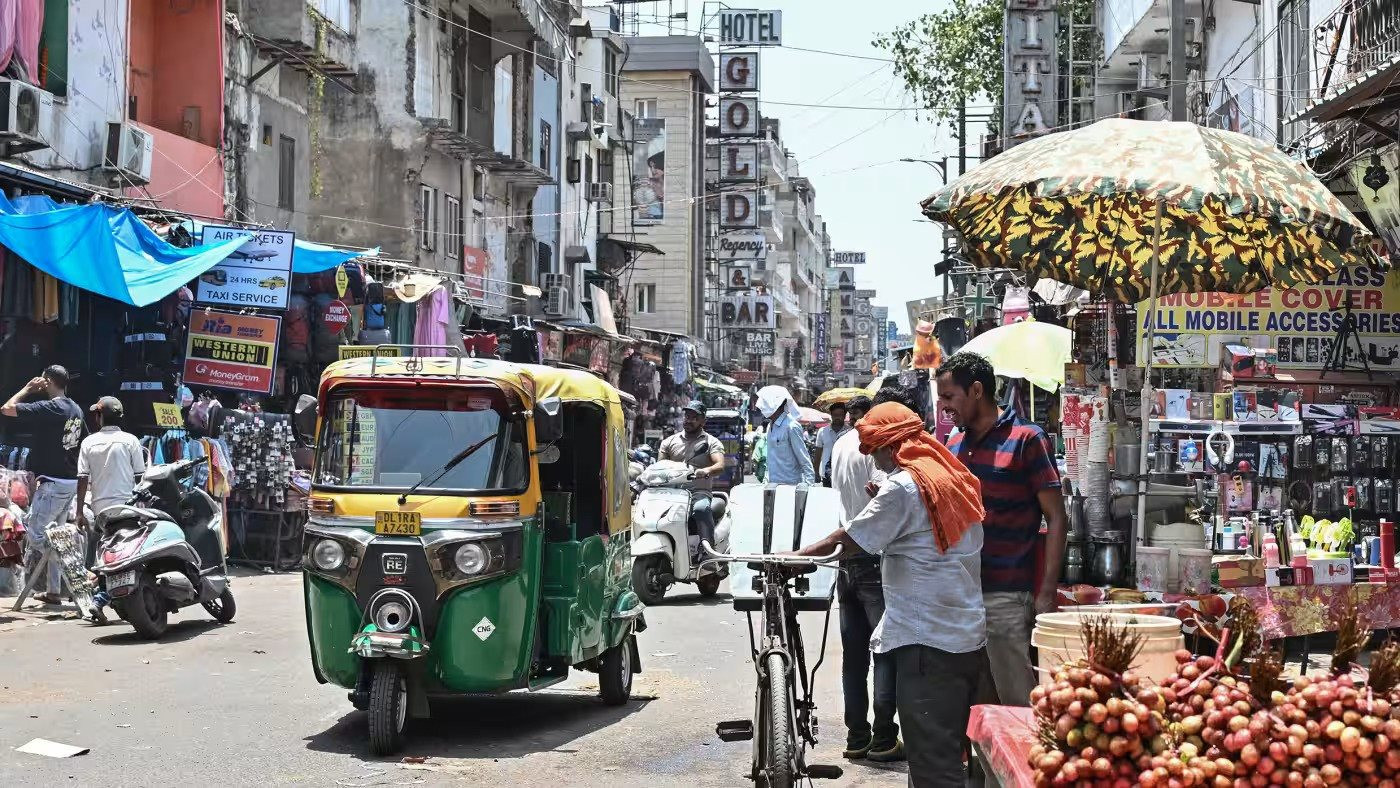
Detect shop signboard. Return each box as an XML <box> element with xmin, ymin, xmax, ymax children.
<box><xmin>833</xmin><ymin>251</ymin><xmax>866</xmax><ymax>265</ymax></box>
<box><xmin>836</xmin><ymin>267</ymin><xmax>856</xmax><ymax>290</ymax></box>
<box><xmin>719</xmin><ymin>96</ymin><xmax>758</xmax><ymax>137</ymax></box>
<box><xmin>719</xmin><ymin>52</ymin><xmax>760</xmax><ymax>91</ymax></box>
<box><xmin>813</xmin><ymin>314</ymin><xmax>829</xmax><ymax>363</ymax></box>
<box><xmin>742</xmin><ymin>330</ymin><xmax>775</xmax><ymax>356</ymax></box>
<box><xmin>183</xmin><ymin>310</ymin><xmax>281</xmax><ymax>394</ymax></box>
<box><xmin>463</xmin><ymin>244</ymin><xmax>489</xmax><ymax>300</ymax></box>
<box><xmin>717</xmin><ymin>231</ymin><xmax>767</xmax><ymax>261</ymax></box>
<box><xmin>719</xmin><ymin>189</ymin><xmax>759</xmax><ymax>229</ymax></box>
<box><xmin>719</xmin><ymin>294</ymin><xmax>776</xmax><ymax>329</ymax></box>
<box><xmin>833</xmin><ymin>347</ymin><xmax>845</xmax><ymax>373</ymax></box>
<box><xmin>152</xmin><ymin>403</ymin><xmax>183</xmax><ymax>429</ymax></box>
<box><xmin>718</xmin><ymin>9</ymin><xmax>782</xmax><ymax>46</ymax></box>
<box><xmin>1136</xmin><ymin>264</ymin><xmax>1400</xmax><ymax>369</ymax></box>
<box><xmin>719</xmin><ymin>143</ymin><xmax>758</xmax><ymax>183</ymax></box>
<box><xmin>723</xmin><ymin>264</ymin><xmax>752</xmax><ymax>291</ymax></box>
<box><xmin>321</xmin><ymin>300</ymin><xmax>351</xmax><ymax>332</ymax></box>
<box><xmin>195</xmin><ymin>226</ymin><xmax>295</xmax><ymax>310</ymax></box>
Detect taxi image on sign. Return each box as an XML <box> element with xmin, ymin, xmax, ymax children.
<box><xmin>258</xmin><ymin>275</ymin><xmax>287</xmax><ymax>290</ymax></box>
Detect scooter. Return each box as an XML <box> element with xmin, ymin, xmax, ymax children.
<box><xmin>631</xmin><ymin>460</ymin><xmax>732</xmax><ymax>604</ymax></box>
<box><xmin>92</xmin><ymin>457</ymin><xmax>235</xmax><ymax>639</ymax></box>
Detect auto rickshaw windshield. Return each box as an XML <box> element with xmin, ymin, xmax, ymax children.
<box><xmin>313</xmin><ymin>385</ymin><xmax>529</xmax><ymax>493</ymax></box>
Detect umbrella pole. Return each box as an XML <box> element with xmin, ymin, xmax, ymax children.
<box><xmin>1136</xmin><ymin>200</ymin><xmax>1166</xmax><ymax>550</ymax></box>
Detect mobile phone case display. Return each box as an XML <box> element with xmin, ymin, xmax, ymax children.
<box><xmin>220</xmin><ymin>410</ymin><xmax>296</xmax><ymax>510</ymax></box>
<box><xmin>1292</xmin><ymin>429</ymin><xmax>1397</xmax><ymax>521</ymax></box>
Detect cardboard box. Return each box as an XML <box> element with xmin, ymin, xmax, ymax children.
<box><xmin>1221</xmin><ymin>345</ymin><xmax>1277</xmax><ymax>379</ymax></box>
<box><xmin>1310</xmin><ymin>557</ymin><xmax>1354</xmax><ymax>585</ymax></box>
<box><xmin>1265</xmin><ymin>567</ymin><xmax>1297</xmax><ymax>587</ymax></box>
<box><xmin>1213</xmin><ymin>393</ymin><xmax>1233</xmax><ymax>421</ymax></box>
<box><xmin>1214</xmin><ymin>556</ymin><xmax>1266</xmax><ymax>588</ymax></box>
<box><xmin>1368</xmin><ymin>567</ymin><xmax>1400</xmax><ymax>584</ymax></box>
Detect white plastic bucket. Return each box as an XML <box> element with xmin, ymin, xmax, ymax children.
<box><xmin>1032</xmin><ymin>611</ymin><xmax>1184</xmax><ymax>687</ymax></box>
<box><xmin>1135</xmin><ymin>546</ymin><xmax>1170</xmax><ymax>592</ymax></box>
<box><xmin>1177</xmin><ymin>548</ymin><xmax>1214</xmax><ymax>595</ymax></box>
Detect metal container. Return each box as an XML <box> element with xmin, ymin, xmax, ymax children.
<box><xmin>1089</xmin><ymin>531</ymin><xmax>1126</xmax><ymax>586</ymax></box>
<box><xmin>1063</xmin><ymin>541</ymin><xmax>1087</xmax><ymax>584</ymax></box>
<box><xmin>1067</xmin><ymin>496</ymin><xmax>1089</xmax><ymax>541</ymax></box>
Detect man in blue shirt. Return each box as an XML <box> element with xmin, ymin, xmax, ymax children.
<box><xmin>755</xmin><ymin>385</ymin><xmax>814</xmax><ymax>485</ymax></box>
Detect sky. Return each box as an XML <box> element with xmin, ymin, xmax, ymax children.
<box><xmin>626</xmin><ymin>0</ymin><xmax>984</xmax><ymax>333</ymax></box>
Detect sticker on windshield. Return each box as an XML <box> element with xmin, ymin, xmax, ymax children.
<box><xmin>467</xmin><ymin>396</ymin><xmax>492</xmax><ymax>411</ymax></box>
<box><xmin>473</xmin><ymin>617</ymin><xmax>496</xmax><ymax>641</ymax></box>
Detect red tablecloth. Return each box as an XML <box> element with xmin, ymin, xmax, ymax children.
<box><xmin>967</xmin><ymin>704</ymin><xmax>1037</xmax><ymax>788</ymax></box>
<box><xmin>1058</xmin><ymin>583</ymin><xmax>1400</xmax><ymax>640</ymax></box>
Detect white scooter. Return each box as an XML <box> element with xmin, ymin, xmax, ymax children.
<box><xmin>630</xmin><ymin>460</ymin><xmax>732</xmax><ymax>604</ymax></box>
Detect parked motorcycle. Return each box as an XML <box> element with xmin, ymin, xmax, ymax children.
<box><xmin>630</xmin><ymin>460</ymin><xmax>731</xmax><ymax>604</ymax></box>
<box><xmin>92</xmin><ymin>457</ymin><xmax>235</xmax><ymax>639</ymax></box>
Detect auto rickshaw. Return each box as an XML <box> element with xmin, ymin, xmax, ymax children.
<box><xmin>293</xmin><ymin>349</ymin><xmax>644</xmax><ymax>755</ymax></box>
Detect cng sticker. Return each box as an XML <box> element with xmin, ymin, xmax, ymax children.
<box><xmin>473</xmin><ymin>617</ymin><xmax>496</xmax><ymax>641</ymax></box>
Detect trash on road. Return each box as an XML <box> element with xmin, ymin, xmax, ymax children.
<box><xmin>16</xmin><ymin>738</ymin><xmax>89</xmax><ymax>758</ymax></box>
<box><xmin>651</xmin><ymin>652</ymin><xmax>676</xmax><ymax>657</ymax></box>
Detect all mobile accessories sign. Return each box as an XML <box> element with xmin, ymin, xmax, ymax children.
<box><xmin>1138</xmin><ymin>265</ymin><xmax>1400</xmax><ymax>369</ymax></box>
<box><xmin>183</xmin><ymin>310</ymin><xmax>281</xmax><ymax>393</ymax></box>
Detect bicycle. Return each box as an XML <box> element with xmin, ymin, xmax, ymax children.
<box><xmin>703</xmin><ymin>539</ymin><xmax>844</xmax><ymax>787</ymax></box>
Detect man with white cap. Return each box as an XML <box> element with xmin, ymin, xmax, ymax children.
<box><xmin>756</xmin><ymin>385</ymin><xmax>814</xmax><ymax>485</ymax></box>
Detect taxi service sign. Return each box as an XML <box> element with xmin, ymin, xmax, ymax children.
<box><xmin>183</xmin><ymin>310</ymin><xmax>281</xmax><ymax>394</ymax></box>
<box><xmin>195</xmin><ymin>225</ymin><xmax>296</xmax><ymax>310</ymax></box>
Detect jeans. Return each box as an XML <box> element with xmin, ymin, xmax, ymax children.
<box><xmin>689</xmin><ymin>492</ymin><xmax>715</xmax><ymax>555</ymax></box>
<box><xmin>983</xmin><ymin>591</ymin><xmax>1036</xmax><ymax>707</ymax></box>
<box><xmin>838</xmin><ymin>560</ymin><xmax>897</xmax><ymax>747</ymax></box>
<box><xmin>892</xmin><ymin>644</ymin><xmax>983</xmax><ymax>788</ymax></box>
<box><xmin>24</xmin><ymin>479</ymin><xmax>79</xmax><ymax>595</ymax></box>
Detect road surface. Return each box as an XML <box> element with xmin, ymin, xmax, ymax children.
<box><xmin>0</xmin><ymin>570</ymin><xmax>908</xmax><ymax>787</ymax></box>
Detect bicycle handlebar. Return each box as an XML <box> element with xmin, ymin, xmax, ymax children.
<box><xmin>701</xmin><ymin>540</ymin><xmax>842</xmax><ymax>565</ymax></box>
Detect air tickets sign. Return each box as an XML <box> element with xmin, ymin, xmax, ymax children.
<box><xmin>1137</xmin><ymin>265</ymin><xmax>1400</xmax><ymax>369</ymax></box>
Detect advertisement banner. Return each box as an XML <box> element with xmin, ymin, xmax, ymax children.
<box><xmin>814</xmin><ymin>314</ymin><xmax>829</xmax><ymax>363</ymax></box>
<box><xmin>339</xmin><ymin>345</ymin><xmax>401</xmax><ymax>360</ymax></box>
<box><xmin>463</xmin><ymin>244</ymin><xmax>489</xmax><ymax>300</ymax></box>
<box><xmin>195</xmin><ymin>226</ymin><xmax>295</xmax><ymax>309</ymax></box>
<box><xmin>1136</xmin><ymin>264</ymin><xmax>1400</xmax><ymax>369</ymax></box>
<box><xmin>183</xmin><ymin>310</ymin><xmax>281</xmax><ymax>394</ymax></box>
<box><xmin>828</xmin><ymin>291</ymin><xmax>843</xmax><ymax>345</ymax></box>
<box><xmin>631</xmin><ymin>118</ymin><xmax>667</xmax><ymax>224</ymax></box>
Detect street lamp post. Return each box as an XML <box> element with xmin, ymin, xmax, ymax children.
<box><xmin>900</xmin><ymin>157</ymin><xmax>953</xmax><ymax>305</ymax></box>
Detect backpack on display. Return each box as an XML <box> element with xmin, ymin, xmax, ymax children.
<box><xmin>283</xmin><ymin>294</ymin><xmax>312</xmax><ymax>364</ymax></box>
<box><xmin>312</xmin><ymin>293</ymin><xmax>346</xmax><ymax>364</ymax></box>
<box><xmin>364</xmin><ymin>280</ymin><xmax>386</xmax><ymax>330</ymax></box>
<box><xmin>357</xmin><ymin>328</ymin><xmax>392</xmax><ymax>346</ymax></box>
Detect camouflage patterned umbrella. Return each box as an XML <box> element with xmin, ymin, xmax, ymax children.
<box><xmin>921</xmin><ymin>118</ymin><xmax>1376</xmax><ymax>302</ymax></box>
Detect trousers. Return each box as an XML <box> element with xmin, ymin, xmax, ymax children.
<box><xmin>892</xmin><ymin>644</ymin><xmax>982</xmax><ymax>787</ymax></box>
<box><xmin>689</xmin><ymin>492</ymin><xmax>715</xmax><ymax>554</ymax></box>
<box><xmin>983</xmin><ymin>591</ymin><xmax>1036</xmax><ymax>707</ymax></box>
<box><xmin>838</xmin><ymin>560</ymin><xmax>898</xmax><ymax>747</ymax></box>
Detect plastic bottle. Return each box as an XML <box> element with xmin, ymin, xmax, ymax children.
<box><xmin>1263</xmin><ymin>533</ymin><xmax>1280</xmax><ymax>569</ymax></box>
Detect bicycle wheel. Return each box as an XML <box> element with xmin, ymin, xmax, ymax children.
<box><xmin>763</xmin><ymin>652</ymin><xmax>794</xmax><ymax>788</ymax></box>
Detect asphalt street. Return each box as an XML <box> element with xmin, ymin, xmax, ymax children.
<box><xmin>0</xmin><ymin>570</ymin><xmax>909</xmax><ymax>788</ymax></box>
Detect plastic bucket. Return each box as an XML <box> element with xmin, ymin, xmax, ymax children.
<box><xmin>1032</xmin><ymin>611</ymin><xmax>1184</xmax><ymax>687</ymax></box>
<box><xmin>1150</xmin><ymin>523</ymin><xmax>1208</xmax><ymax>592</ymax></box>
<box><xmin>1177</xmin><ymin>548</ymin><xmax>1214</xmax><ymax>595</ymax></box>
<box><xmin>1135</xmin><ymin>546</ymin><xmax>1170</xmax><ymax>592</ymax></box>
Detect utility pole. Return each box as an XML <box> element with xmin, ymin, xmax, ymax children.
<box><xmin>957</xmin><ymin>100</ymin><xmax>967</xmax><ymax>177</ymax></box>
<box><xmin>1168</xmin><ymin>0</ymin><xmax>1187</xmax><ymax>122</ymax></box>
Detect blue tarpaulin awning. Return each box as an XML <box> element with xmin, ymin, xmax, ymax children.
<box><xmin>0</xmin><ymin>195</ymin><xmax>374</xmax><ymax>306</ymax></box>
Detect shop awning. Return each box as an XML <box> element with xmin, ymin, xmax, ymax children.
<box><xmin>1287</xmin><ymin>53</ymin><xmax>1400</xmax><ymax>125</ymax></box>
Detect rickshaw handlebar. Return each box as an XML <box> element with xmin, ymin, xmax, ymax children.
<box><xmin>700</xmin><ymin>541</ymin><xmax>842</xmax><ymax>565</ymax></box>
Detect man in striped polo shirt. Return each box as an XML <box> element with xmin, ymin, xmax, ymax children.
<box><xmin>937</xmin><ymin>352</ymin><xmax>1066</xmax><ymax>708</ymax></box>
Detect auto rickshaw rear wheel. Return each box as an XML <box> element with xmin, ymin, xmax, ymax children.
<box><xmin>599</xmin><ymin>634</ymin><xmax>634</xmax><ymax>706</ymax></box>
<box><xmin>631</xmin><ymin>555</ymin><xmax>671</xmax><ymax>606</ymax></box>
<box><xmin>367</xmin><ymin>662</ymin><xmax>408</xmax><ymax>756</ymax></box>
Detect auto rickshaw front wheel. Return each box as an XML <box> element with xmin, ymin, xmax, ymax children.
<box><xmin>598</xmin><ymin>634</ymin><xmax>635</xmax><ymax>706</ymax></box>
<box><xmin>367</xmin><ymin>661</ymin><xmax>408</xmax><ymax>756</ymax></box>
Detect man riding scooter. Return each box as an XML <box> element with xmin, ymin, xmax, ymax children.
<box><xmin>657</xmin><ymin>401</ymin><xmax>726</xmax><ymax>562</ymax></box>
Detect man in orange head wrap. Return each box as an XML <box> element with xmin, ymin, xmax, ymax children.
<box><xmin>792</xmin><ymin>401</ymin><xmax>986</xmax><ymax>786</ymax></box>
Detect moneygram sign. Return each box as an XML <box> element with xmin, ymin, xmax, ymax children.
<box><xmin>183</xmin><ymin>310</ymin><xmax>281</xmax><ymax>394</ymax></box>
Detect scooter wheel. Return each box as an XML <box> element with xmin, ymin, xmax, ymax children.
<box><xmin>202</xmin><ymin>588</ymin><xmax>236</xmax><ymax>623</ymax></box>
<box><xmin>115</xmin><ymin>574</ymin><xmax>168</xmax><ymax>640</ymax></box>
<box><xmin>631</xmin><ymin>555</ymin><xmax>671</xmax><ymax>606</ymax></box>
<box><xmin>367</xmin><ymin>662</ymin><xmax>409</xmax><ymax>756</ymax></box>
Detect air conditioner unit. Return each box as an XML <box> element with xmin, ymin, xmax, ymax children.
<box><xmin>543</xmin><ymin>272</ymin><xmax>571</xmax><ymax>291</ymax></box>
<box><xmin>586</xmin><ymin>182</ymin><xmax>613</xmax><ymax>203</ymax></box>
<box><xmin>544</xmin><ymin>286</ymin><xmax>571</xmax><ymax>317</ymax></box>
<box><xmin>0</xmin><ymin>79</ymin><xmax>54</xmax><ymax>152</ymax></box>
<box><xmin>103</xmin><ymin>121</ymin><xmax>155</xmax><ymax>185</ymax></box>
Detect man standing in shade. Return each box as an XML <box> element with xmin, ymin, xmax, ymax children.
<box><xmin>938</xmin><ymin>351</ymin><xmax>1066</xmax><ymax>708</ymax></box>
<box><xmin>815</xmin><ymin>402</ymin><xmax>849</xmax><ymax>487</ymax></box>
<box><xmin>2</xmin><ymin>366</ymin><xmax>86</xmax><ymax>605</ymax></box>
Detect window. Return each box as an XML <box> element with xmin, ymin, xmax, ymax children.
<box><xmin>603</xmin><ymin>47</ymin><xmax>619</xmax><ymax>96</ymax></box>
<box><xmin>450</xmin><ymin>14</ymin><xmax>468</xmax><ymax>132</ymax></box>
<box><xmin>309</xmin><ymin>0</ymin><xmax>353</xmax><ymax>32</ymax></box>
<box><xmin>468</xmin><ymin>11</ymin><xmax>492</xmax><ymax>113</ymax></box>
<box><xmin>635</xmin><ymin>98</ymin><xmax>658</xmax><ymax>118</ymax></box>
<box><xmin>584</xmin><ymin>154</ymin><xmax>593</xmax><ymax>185</ymax></box>
<box><xmin>277</xmin><ymin>136</ymin><xmax>295</xmax><ymax>210</ymax></box>
<box><xmin>262</xmin><ymin>124</ymin><xmax>272</xmax><ymax>145</ymax></box>
<box><xmin>419</xmin><ymin>185</ymin><xmax>439</xmax><ymax>251</ymax></box>
<box><xmin>538</xmin><ymin>120</ymin><xmax>551</xmax><ymax>170</ymax></box>
<box><xmin>444</xmin><ymin>195</ymin><xmax>462</xmax><ymax>259</ymax></box>
<box><xmin>635</xmin><ymin>284</ymin><xmax>656</xmax><ymax>314</ymax></box>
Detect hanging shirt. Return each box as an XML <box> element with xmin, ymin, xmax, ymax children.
<box><xmin>414</xmin><ymin>288</ymin><xmax>449</xmax><ymax>349</ymax></box>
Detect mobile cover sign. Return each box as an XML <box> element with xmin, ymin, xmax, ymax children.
<box><xmin>183</xmin><ymin>310</ymin><xmax>281</xmax><ymax>394</ymax></box>
<box><xmin>195</xmin><ymin>225</ymin><xmax>296</xmax><ymax>310</ymax></box>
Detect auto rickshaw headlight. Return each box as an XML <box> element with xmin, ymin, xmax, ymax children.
<box><xmin>453</xmin><ymin>542</ymin><xmax>489</xmax><ymax>575</ymax></box>
<box><xmin>311</xmin><ymin>538</ymin><xmax>346</xmax><ymax>571</ymax></box>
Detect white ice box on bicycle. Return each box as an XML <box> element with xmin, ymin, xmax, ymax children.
<box><xmin>725</xmin><ymin>483</ymin><xmax>840</xmax><ymax>611</ymax></box>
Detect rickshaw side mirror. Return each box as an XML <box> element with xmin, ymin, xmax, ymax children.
<box><xmin>293</xmin><ymin>394</ymin><xmax>319</xmax><ymax>448</ymax></box>
<box><xmin>534</xmin><ymin>397</ymin><xmax>563</xmax><ymax>444</ymax></box>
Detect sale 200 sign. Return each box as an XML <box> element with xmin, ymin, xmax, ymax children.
<box><xmin>183</xmin><ymin>310</ymin><xmax>282</xmax><ymax>393</ymax></box>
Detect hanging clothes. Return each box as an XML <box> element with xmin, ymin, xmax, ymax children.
<box><xmin>392</xmin><ymin>298</ymin><xmax>417</xmax><ymax>347</ymax></box>
<box><xmin>32</xmin><ymin>270</ymin><xmax>57</xmax><ymax>323</ymax></box>
<box><xmin>414</xmin><ymin>286</ymin><xmax>450</xmax><ymax>351</ymax></box>
<box><xmin>58</xmin><ymin>282</ymin><xmax>80</xmax><ymax>327</ymax></box>
<box><xmin>670</xmin><ymin>340</ymin><xmax>692</xmax><ymax>384</ymax></box>
<box><xmin>0</xmin><ymin>250</ymin><xmax>28</xmax><ymax>318</ymax></box>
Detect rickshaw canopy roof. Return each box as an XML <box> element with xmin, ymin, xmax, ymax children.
<box><xmin>319</xmin><ymin>356</ymin><xmax>627</xmax><ymax>408</ymax></box>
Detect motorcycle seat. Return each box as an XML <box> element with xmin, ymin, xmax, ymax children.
<box><xmin>96</xmin><ymin>505</ymin><xmax>174</xmax><ymax>529</ymax></box>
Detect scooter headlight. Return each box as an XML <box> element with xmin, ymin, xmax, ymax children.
<box><xmin>310</xmin><ymin>538</ymin><xmax>346</xmax><ymax>571</ymax></box>
<box><xmin>454</xmin><ymin>542</ymin><xmax>489</xmax><ymax>575</ymax></box>
<box><xmin>374</xmin><ymin>600</ymin><xmax>411</xmax><ymax>633</ymax></box>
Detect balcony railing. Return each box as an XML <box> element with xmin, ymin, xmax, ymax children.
<box><xmin>1314</xmin><ymin>0</ymin><xmax>1400</xmax><ymax>99</ymax></box>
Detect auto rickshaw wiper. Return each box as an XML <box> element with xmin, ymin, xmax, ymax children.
<box><xmin>397</xmin><ymin>434</ymin><xmax>497</xmax><ymax>504</ymax></box>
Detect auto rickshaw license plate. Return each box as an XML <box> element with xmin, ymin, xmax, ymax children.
<box><xmin>374</xmin><ymin>511</ymin><xmax>422</xmax><ymax>536</ymax></box>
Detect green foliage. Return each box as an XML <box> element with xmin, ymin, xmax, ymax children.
<box><xmin>873</xmin><ymin>0</ymin><xmax>1004</xmax><ymax>130</ymax></box>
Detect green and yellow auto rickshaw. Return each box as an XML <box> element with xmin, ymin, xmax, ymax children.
<box><xmin>293</xmin><ymin>350</ymin><xmax>644</xmax><ymax>754</ymax></box>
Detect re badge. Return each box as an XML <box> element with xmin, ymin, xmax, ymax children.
<box><xmin>473</xmin><ymin>617</ymin><xmax>495</xmax><ymax>641</ymax></box>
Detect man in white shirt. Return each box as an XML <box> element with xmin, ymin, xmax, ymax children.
<box><xmin>76</xmin><ymin>397</ymin><xmax>146</xmax><ymax>529</ymax></box>
<box><xmin>815</xmin><ymin>402</ymin><xmax>849</xmax><ymax>487</ymax></box>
